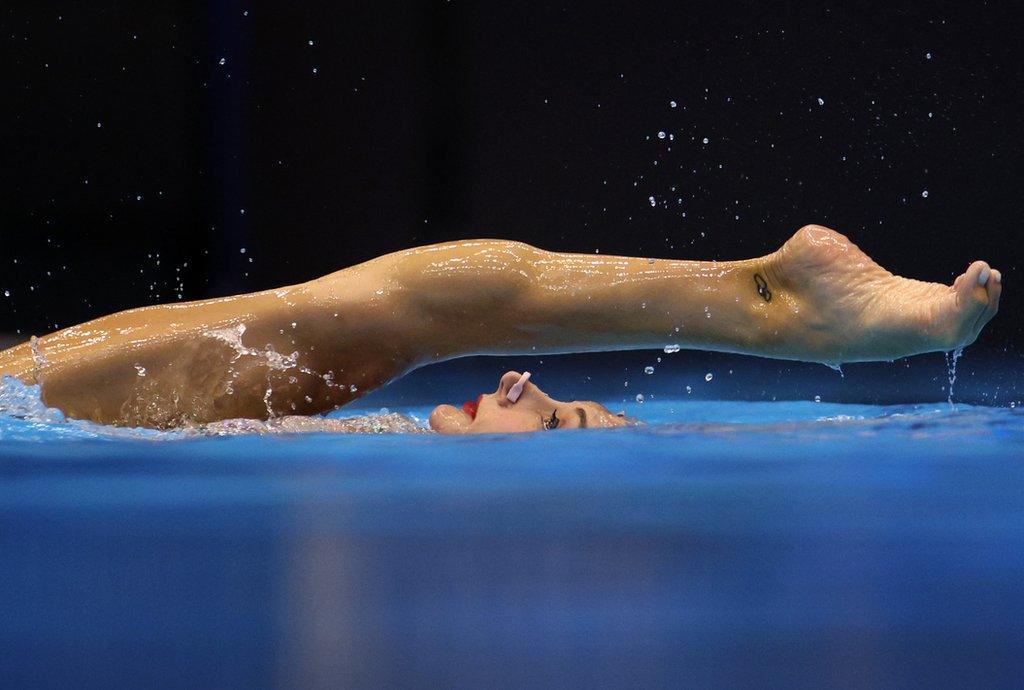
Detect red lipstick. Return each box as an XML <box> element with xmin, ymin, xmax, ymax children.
<box><xmin>461</xmin><ymin>394</ymin><xmax>483</xmax><ymax>419</ymax></box>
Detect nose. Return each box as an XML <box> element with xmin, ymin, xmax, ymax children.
<box><xmin>497</xmin><ymin>370</ymin><xmax>523</xmax><ymax>397</ymax></box>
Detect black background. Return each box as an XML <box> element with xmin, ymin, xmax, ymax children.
<box><xmin>1</xmin><ymin>1</ymin><xmax>1021</xmax><ymax>403</ymax></box>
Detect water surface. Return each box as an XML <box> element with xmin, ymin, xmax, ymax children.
<box><xmin>3</xmin><ymin>389</ymin><xmax>1024</xmax><ymax>688</ymax></box>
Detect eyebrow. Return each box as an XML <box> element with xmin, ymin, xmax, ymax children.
<box><xmin>575</xmin><ymin>407</ymin><xmax>588</xmax><ymax>428</ymax></box>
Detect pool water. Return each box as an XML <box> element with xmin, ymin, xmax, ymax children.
<box><xmin>2</xmin><ymin>379</ymin><xmax>1024</xmax><ymax>688</ymax></box>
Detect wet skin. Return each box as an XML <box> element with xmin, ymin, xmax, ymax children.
<box><xmin>0</xmin><ymin>225</ymin><xmax>1002</xmax><ymax>429</ymax></box>
<box><xmin>428</xmin><ymin>370</ymin><xmax>630</xmax><ymax>434</ymax></box>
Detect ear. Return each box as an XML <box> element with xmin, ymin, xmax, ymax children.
<box><xmin>429</xmin><ymin>404</ymin><xmax>472</xmax><ymax>434</ymax></box>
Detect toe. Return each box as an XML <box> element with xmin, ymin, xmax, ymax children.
<box><xmin>958</xmin><ymin>261</ymin><xmax>992</xmax><ymax>307</ymax></box>
<box><xmin>949</xmin><ymin>261</ymin><xmax>991</xmax><ymax>344</ymax></box>
<box><xmin>970</xmin><ymin>265</ymin><xmax>1002</xmax><ymax>338</ymax></box>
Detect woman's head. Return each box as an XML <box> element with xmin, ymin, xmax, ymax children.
<box><xmin>429</xmin><ymin>370</ymin><xmax>631</xmax><ymax>434</ymax></box>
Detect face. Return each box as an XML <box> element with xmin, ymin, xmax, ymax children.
<box><xmin>429</xmin><ymin>370</ymin><xmax>633</xmax><ymax>434</ymax></box>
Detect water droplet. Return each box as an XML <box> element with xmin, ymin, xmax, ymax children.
<box><xmin>814</xmin><ymin>395</ymin><xmax>821</xmax><ymax>403</ymax></box>
<box><xmin>649</xmin><ymin>196</ymin><xmax>656</xmax><ymax>206</ymax></box>
<box><xmin>218</xmin><ymin>57</ymin><xmax>226</xmax><ymax>65</ymax></box>
<box><xmin>669</xmin><ymin>100</ymin><xmax>677</xmax><ymax>108</ymax></box>
<box><xmin>817</xmin><ymin>97</ymin><xmax>825</xmax><ymax>106</ymax></box>
<box><xmin>702</xmin><ymin>137</ymin><xmax>709</xmax><ymax>144</ymax></box>
<box><xmin>134</xmin><ymin>365</ymin><xmax>146</xmax><ymax>377</ymax></box>
<box><xmin>350</xmin><ymin>384</ymin><xmax>358</xmax><ymax>393</ymax></box>
<box><xmin>3</xmin><ymin>290</ymin><xmax>8</xmax><ymax>297</ymax></box>
<box><xmin>657</xmin><ymin>131</ymin><xmax>666</xmax><ymax>139</ymax></box>
<box><xmin>685</xmin><ymin>385</ymin><xmax>692</xmax><ymax>394</ymax></box>
<box><xmin>96</xmin><ymin>122</ymin><xmax>102</xmax><ymax>128</ymax></box>
<box><xmin>705</xmin><ymin>372</ymin><xmax>713</xmax><ymax>382</ymax></box>
<box><xmin>945</xmin><ymin>348</ymin><xmax>964</xmax><ymax>409</ymax></box>
<box><xmin>926</xmin><ymin>52</ymin><xmax>932</xmax><ymax>60</ymax></box>
<box><xmin>239</xmin><ymin>247</ymin><xmax>246</xmax><ymax>253</ymax></box>
<box><xmin>635</xmin><ymin>394</ymin><xmax>645</xmax><ymax>403</ymax></box>
<box><xmin>308</xmin><ymin>39</ymin><xmax>314</xmax><ymax>46</ymax></box>
<box><xmin>921</xmin><ymin>189</ymin><xmax>929</xmax><ymax>198</ymax></box>
<box><xmin>644</xmin><ymin>366</ymin><xmax>655</xmax><ymax>375</ymax></box>
<box><xmin>663</xmin><ymin>344</ymin><xmax>680</xmax><ymax>354</ymax></box>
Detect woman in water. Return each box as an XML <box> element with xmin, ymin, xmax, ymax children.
<box><xmin>0</xmin><ymin>225</ymin><xmax>1002</xmax><ymax>433</ymax></box>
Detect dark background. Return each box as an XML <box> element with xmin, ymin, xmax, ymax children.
<box><xmin>1</xmin><ymin>1</ymin><xmax>1021</xmax><ymax>404</ymax></box>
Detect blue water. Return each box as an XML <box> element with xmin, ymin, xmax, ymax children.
<box><xmin>3</xmin><ymin>384</ymin><xmax>1024</xmax><ymax>688</ymax></box>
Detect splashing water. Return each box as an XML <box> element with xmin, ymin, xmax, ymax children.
<box><xmin>823</xmin><ymin>362</ymin><xmax>844</xmax><ymax>378</ymax></box>
<box><xmin>945</xmin><ymin>347</ymin><xmax>964</xmax><ymax>410</ymax></box>
<box><xmin>0</xmin><ymin>375</ymin><xmax>66</xmax><ymax>424</ymax></box>
<box><xmin>29</xmin><ymin>335</ymin><xmax>49</xmax><ymax>378</ymax></box>
<box><xmin>204</xmin><ymin>323</ymin><xmax>298</xmax><ymax>371</ymax></box>
<box><xmin>0</xmin><ymin>376</ymin><xmax>428</xmax><ymax>439</ymax></box>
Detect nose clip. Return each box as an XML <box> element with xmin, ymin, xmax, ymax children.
<box><xmin>506</xmin><ymin>371</ymin><xmax>531</xmax><ymax>403</ymax></box>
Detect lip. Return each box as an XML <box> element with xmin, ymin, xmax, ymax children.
<box><xmin>461</xmin><ymin>394</ymin><xmax>483</xmax><ymax>419</ymax></box>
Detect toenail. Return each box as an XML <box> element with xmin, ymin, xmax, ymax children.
<box><xmin>977</xmin><ymin>266</ymin><xmax>990</xmax><ymax>285</ymax></box>
<box><xmin>994</xmin><ymin>270</ymin><xmax>1002</xmax><ymax>284</ymax></box>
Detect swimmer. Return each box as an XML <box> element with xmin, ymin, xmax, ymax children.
<box><xmin>0</xmin><ymin>225</ymin><xmax>1002</xmax><ymax>432</ymax></box>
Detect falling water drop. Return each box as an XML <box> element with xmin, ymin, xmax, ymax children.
<box><xmin>824</xmin><ymin>362</ymin><xmax>844</xmax><ymax>378</ymax></box>
<box><xmin>945</xmin><ymin>347</ymin><xmax>963</xmax><ymax>409</ymax></box>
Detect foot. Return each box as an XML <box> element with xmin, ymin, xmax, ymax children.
<box><xmin>762</xmin><ymin>225</ymin><xmax>1001</xmax><ymax>363</ymax></box>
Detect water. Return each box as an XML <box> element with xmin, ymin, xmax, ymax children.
<box><xmin>3</xmin><ymin>381</ymin><xmax>1024</xmax><ymax>688</ymax></box>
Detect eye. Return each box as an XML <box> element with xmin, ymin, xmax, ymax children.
<box><xmin>543</xmin><ymin>409</ymin><xmax>560</xmax><ymax>430</ymax></box>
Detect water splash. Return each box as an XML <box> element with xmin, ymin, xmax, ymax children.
<box><xmin>0</xmin><ymin>375</ymin><xmax>65</xmax><ymax>424</ymax></box>
<box><xmin>29</xmin><ymin>335</ymin><xmax>49</xmax><ymax>381</ymax></box>
<box><xmin>945</xmin><ymin>347</ymin><xmax>964</xmax><ymax>410</ymax></box>
<box><xmin>0</xmin><ymin>375</ymin><xmax>428</xmax><ymax>439</ymax></box>
<box><xmin>821</xmin><ymin>362</ymin><xmax>845</xmax><ymax>378</ymax></box>
<box><xmin>203</xmin><ymin>323</ymin><xmax>296</xmax><ymax>370</ymax></box>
